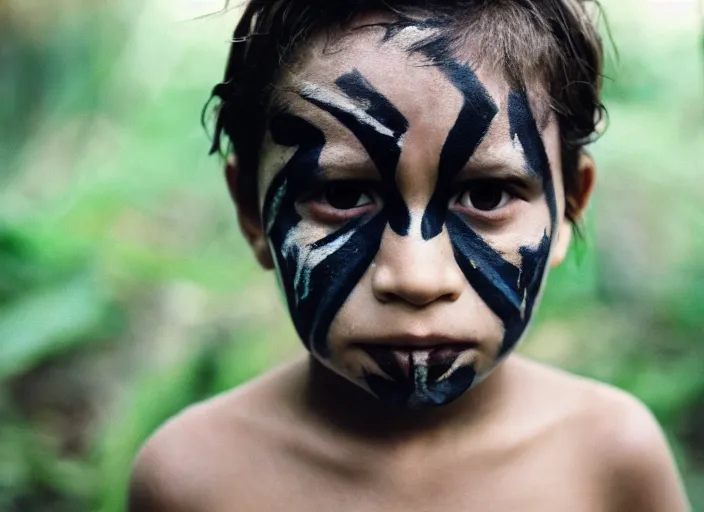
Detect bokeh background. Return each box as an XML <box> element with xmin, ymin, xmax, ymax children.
<box><xmin>0</xmin><ymin>0</ymin><xmax>702</xmax><ymax>510</ymax></box>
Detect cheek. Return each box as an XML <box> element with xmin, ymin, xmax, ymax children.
<box><xmin>446</xmin><ymin>211</ymin><xmax>551</xmax><ymax>356</ymax></box>
<box><xmin>277</xmin><ymin>219</ymin><xmax>338</xmax><ymax>253</ymax></box>
<box><xmin>268</xmin><ymin>208</ymin><xmax>387</xmax><ymax>357</ymax></box>
<box><xmin>468</xmin><ymin>199</ymin><xmax>553</xmax><ymax>268</ymax></box>
<box><xmin>272</xmin><ymin>220</ymin><xmax>338</xmax><ymax>297</ymax></box>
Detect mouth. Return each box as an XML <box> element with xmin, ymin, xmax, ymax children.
<box><xmin>356</xmin><ymin>341</ymin><xmax>478</xmax><ymax>381</ymax></box>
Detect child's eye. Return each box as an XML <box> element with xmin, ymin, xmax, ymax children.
<box><xmin>300</xmin><ymin>181</ymin><xmax>379</xmax><ymax>223</ymax></box>
<box><xmin>456</xmin><ymin>181</ymin><xmax>513</xmax><ymax>212</ymax></box>
<box><xmin>324</xmin><ymin>183</ymin><xmax>374</xmax><ymax>210</ymax></box>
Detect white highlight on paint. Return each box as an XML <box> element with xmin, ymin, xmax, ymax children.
<box><xmin>408</xmin><ymin>210</ymin><xmax>424</xmax><ymax>239</ymax></box>
<box><xmin>436</xmin><ymin>349</ymin><xmax>474</xmax><ymax>383</ymax></box>
<box><xmin>392</xmin><ymin>25</ymin><xmax>439</xmax><ymax>50</ymax></box>
<box><xmin>266</xmin><ymin>179</ymin><xmax>288</xmax><ymax>234</ymax></box>
<box><xmin>300</xmin><ymin>82</ymin><xmax>402</xmax><ymax>147</ymax></box>
<box><xmin>412</xmin><ymin>351</ymin><xmax>430</xmax><ymax>396</ymax></box>
<box><xmin>282</xmin><ymin>224</ymin><xmax>357</xmax><ymax>304</ymax></box>
<box><xmin>512</xmin><ymin>133</ymin><xmax>526</xmax><ymax>158</ymax></box>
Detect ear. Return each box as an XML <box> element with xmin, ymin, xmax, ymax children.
<box><xmin>225</xmin><ymin>156</ymin><xmax>275</xmax><ymax>270</ymax></box>
<box><xmin>550</xmin><ymin>152</ymin><xmax>596</xmax><ymax>268</ymax></box>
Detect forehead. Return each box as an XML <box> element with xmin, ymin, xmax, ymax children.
<box><xmin>274</xmin><ymin>16</ymin><xmax>551</xmax><ymax>124</ymax></box>
<box><xmin>276</xmin><ymin>25</ymin><xmax>494</xmax><ymax>125</ymax></box>
<box><xmin>262</xmin><ymin>17</ymin><xmax>562</xmax><ymax>196</ymax></box>
<box><xmin>292</xmin><ymin>26</ymin><xmax>462</xmax><ymax>106</ymax></box>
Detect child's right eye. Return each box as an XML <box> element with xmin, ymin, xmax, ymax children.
<box><xmin>300</xmin><ymin>181</ymin><xmax>380</xmax><ymax>223</ymax></box>
<box><xmin>324</xmin><ymin>183</ymin><xmax>374</xmax><ymax>210</ymax></box>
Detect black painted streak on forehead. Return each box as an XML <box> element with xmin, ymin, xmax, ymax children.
<box><xmin>421</xmin><ymin>57</ymin><xmax>499</xmax><ymax>240</ymax></box>
<box><xmin>336</xmin><ymin>71</ymin><xmax>408</xmax><ymax>137</ymax></box>
<box><xmin>299</xmin><ymin>70</ymin><xmax>411</xmax><ymax>235</ymax></box>
<box><xmin>508</xmin><ymin>91</ymin><xmax>557</xmax><ymax>224</ymax></box>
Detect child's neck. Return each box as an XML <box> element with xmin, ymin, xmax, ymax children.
<box><xmin>302</xmin><ymin>355</ymin><xmax>514</xmax><ymax>444</ymax></box>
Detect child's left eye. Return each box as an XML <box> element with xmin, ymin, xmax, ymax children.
<box><xmin>455</xmin><ymin>181</ymin><xmax>513</xmax><ymax>212</ymax></box>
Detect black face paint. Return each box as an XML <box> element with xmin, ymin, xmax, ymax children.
<box><xmin>440</xmin><ymin>89</ymin><xmax>556</xmax><ymax>358</ymax></box>
<box><xmin>508</xmin><ymin>91</ymin><xmax>557</xmax><ymax>220</ymax></box>
<box><xmin>263</xmin><ymin>24</ymin><xmax>557</xmax><ymax>408</ymax></box>
<box><xmin>263</xmin><ymin>114</ymin><xmax>387</xmax><ymax>357</ymax></box>
<box><xmin>362</xmin><ymin>346</ymin><xmax>477</xmax><ymax>407</ymax></box>
<box><xmin>420</xmin><ymin>58</ymin><xmax>500</xmax><ymax>240</ymax></box>
<box><xmin>448</xmin><ymin>216</ymin><xmax>552</xmax><ymax>357</ymax></box>
<box><xmin>300</xmin><ymin>70</ymin><xmax>411</xmax><ymax>236</ymax></box>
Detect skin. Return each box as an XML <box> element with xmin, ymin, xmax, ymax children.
<box><xmin>258</xmin><ymin>21</ymin><xmax>559</xmax><ymax>408</ymax></box>
<box><xmin>128</xmin><ymin>15</ymin><xmax>690</xmax><ymax>512</ymax></box>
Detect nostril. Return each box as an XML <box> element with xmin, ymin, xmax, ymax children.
<box><xmin>371</xmin><ymin>263</ymin><xmax>463</xmax><ymax>307</ymax></box>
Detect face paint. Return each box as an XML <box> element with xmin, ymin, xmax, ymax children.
<box><xmin>262</xmin><ymin>23</ymin><xmax>558</xmax><ymax>408</ymax></box>
<box><xmin>300</xmin><ymin>70</ymin><xmax>411</xmax><ymax>235</ymax></box>
<box><xmin>444</xmin><ymin>88</ymin><xmax>557</xmax><ymax>359</ymax></box>
<box><xmin>419</xmin><ymin>51</ymin><xmax>500</xmax><ymax>240</ymax></box>
<box><xmin>362</xmin><ymin>346</ymin><xmax>478</xmax><ymax>407</ymax></box>
<box><xmin>263</xmin><ymin>114</ymin><xmax>387</xmax><ymax>358</ymax></box>
<box><xmin>508</xmin><ymin>91</ymin><xmax>557</xmax><ymax>221</ymax></box>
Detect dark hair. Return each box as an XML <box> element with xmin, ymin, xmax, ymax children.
<box><xmin>207</xmin><ymin>0</ymin><xmax>605</xmax><ymax>225</ymax></box>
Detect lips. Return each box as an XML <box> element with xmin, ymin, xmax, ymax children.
<box><xmin>360</xmin><ymin>343</ymin><xmax>476</xmax><ymax>381</ymax></box>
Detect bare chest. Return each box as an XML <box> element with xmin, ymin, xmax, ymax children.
<box><xmin>207</xmin><ymin>440</ymin><xmax>605</xmax><ymax>512</ymax></box>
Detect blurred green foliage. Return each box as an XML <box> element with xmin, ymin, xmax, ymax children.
<box><xmin>0</xmin><ymin>1</ymin><xmax>702</xmax><ymax>510</ymax></box>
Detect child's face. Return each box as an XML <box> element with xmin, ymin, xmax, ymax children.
<box><xmin>253</xmin><ymin>20</ymin><xmax>570</xmax><ymax>408</ymax></box>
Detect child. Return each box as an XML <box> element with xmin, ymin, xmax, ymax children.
<box><xmin>129</xmin><ymin>1</ymin><xmax>690</xmax><ymax>510</ymax></box>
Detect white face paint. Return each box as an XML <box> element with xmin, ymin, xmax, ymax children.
<box><xmin>265</xmin><ymin>179</ymin><xmax>288</xmax><ymax>234</ymax></box>
<box><xmin>392</xmin><ymin>25</ymin><xmax>438</xmax><ymax>48</ymax></box>
<box><xmin>282</xmin><ymin>223</ymin><xmax>358</xmax><ymax>304</ymax></box>
<box><xmin>299</xmin><ymin>82</ymin><xmax>402</xmax><ymax>148</ymax></box>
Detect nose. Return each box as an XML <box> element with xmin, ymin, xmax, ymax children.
<box><xmin>371</xmin><ymin>226</ymin><xmax>465</xmax><ymax>307</ymax></box>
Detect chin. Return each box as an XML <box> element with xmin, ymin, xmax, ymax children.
<box><xmin>363</xmin><ymin>363</ymin><xmax>478</xmax><ymax>408</ymax></box>
<box><xmin>330</xmin><ymin>342</ymin><xmax>495</xmax><ymax>408</ymax></box>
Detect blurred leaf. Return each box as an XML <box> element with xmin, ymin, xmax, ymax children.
<box><xmin>0</xmin><ymin>272</ymin><xmax>108</xmax><ymax>380</ymax></box>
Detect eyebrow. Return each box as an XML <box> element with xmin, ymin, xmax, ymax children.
<box><xmin>458</xmin><ymin>160</ymin><xmax>545</xmax><ymax>185</ymax></box>
<box><xmin>315</xmin><ymin>157</ymin><xmax>381</xmax><ymax>181</ymax></box>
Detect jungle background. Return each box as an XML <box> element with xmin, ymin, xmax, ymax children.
<box><xmin>0</xmin><ymin>0</ymin><xmax>702</xmax><ymax>510</ymax></box>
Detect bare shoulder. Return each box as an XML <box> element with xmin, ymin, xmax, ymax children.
<box><xmin>514</xmin><ymin>357</ymin><xmax>690</xmax><ymax>511</ymax></box>
<box><xmin>128</xmin><ymin>359</ymin><xmax>306</xmax><ymax>512</ymax></box>
<box><xmin>576</xmin><ymin>375</ymin><xmax>690</xmax><ymax>511</ymax></box>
